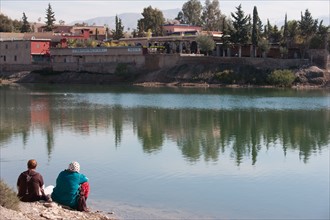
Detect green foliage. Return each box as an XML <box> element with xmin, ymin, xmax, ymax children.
<box><xmin>267</xmin><ymin>69</ymin><xmax>295</xmax><ymax>87</ymax></box>
<box><xmin>230</xmin><ymin>4</ymin><xmax>250</xmax><ymax>45</ymax></box>
<box><xmin>0</xmin><ymin>179</ymin><xmax>20</xmax><ymax>211</ymax></box>
<box><xmin>137</xmin><ymin>6</ymin><xmax>165</xmax><ymax>37</ymax></box>
<box><xmin>20</xmin><ymin>12</ymin><xmax>31</xmax><ymax>33</ymax></box>
<box><xmin>44</xmin><ymin>3</ymin><xmax>56</xmax><ymax>31</ymax></box>
<box><xmin>251</xmin><ymin>6</ymin><xmax>260</xmax><ymax>47</ymax></box>
<box><xmin>299</xmin><ymin>9</ymin><xmax>318</xmax><ymax>37</ymax></box>
<box><xmin>111</xmin><ymin>15</ymin><xmax>125</xmax><ymax>40</ymax></box>
<box><xmin>310</xmin><ymin>21</ymin><xmax>330</xmax><ymax>49</ymax></box>
<box><xmin>181</xmin><ymin>0</ymin><xmax>202</xmax><ymax>26</ymax></box>
<box><xmin>0</xmin><ymin>13</ymin><xmax>22</xmax><ymax>32</ymax></box>
<box><xmin>258</xmin><ymin>38</ymin><xmax>270</xmax><ymax>55</ymax></box>
<box><xmin>196</xmin><ymin>35</ymin><xmax>215</xmax><ymax>55</ymax></box>
<box><xmin>214</xmin><ymin>69</ymin><xmax>236</xmax><ymax>84</ymax></box>
<box><xmin>201</xmin><ymin>0</ymin><xmax>222</xmax><ymax>31</ymax></box>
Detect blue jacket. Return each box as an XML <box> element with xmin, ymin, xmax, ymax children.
<box><xmin>51</xmin><ymin>170</ymin><xmax>88</xmax><ymax>209</ymax></box>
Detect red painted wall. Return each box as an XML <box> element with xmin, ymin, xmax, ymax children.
<box><xmin>31</xmin><ymin>40</ymin><xmax>51</xmax><ymax>55</ymax></box>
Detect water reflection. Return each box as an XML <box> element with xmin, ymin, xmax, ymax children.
<box><xmin>1</xmin><ymin>85</ymin><xmax>329</xmax><ymax>166</ymax></box>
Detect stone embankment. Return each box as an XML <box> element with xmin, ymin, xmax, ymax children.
<box><xmin>0</xmin><ymin>201</ymin><xmax>114</xmax><ymax>220</ymax></box>
<box><xmin>0</xmin><ymin>63</ymin><xmax>329</xmax><ymax>88</ymax></box>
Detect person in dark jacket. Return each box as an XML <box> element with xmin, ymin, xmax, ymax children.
<box><xmin>17</xmin><ymin>159</ymin><xmax>49</xmax><ymax>202</ymax></box>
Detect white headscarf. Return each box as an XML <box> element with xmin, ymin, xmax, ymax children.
<box><xmin>68</xmin><ymin>161</ymin><xmax>80</xmax><ymax>172</ymax></box>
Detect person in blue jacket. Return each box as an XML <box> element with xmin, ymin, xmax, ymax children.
<box><xmin>51</xmin><ymin>161</ymin><xmax>89</xmax><ymax>211</ymax></box>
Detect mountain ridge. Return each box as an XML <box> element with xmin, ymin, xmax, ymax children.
<box><xmin>70</xmin><ymin>8</ymin><xmax>180</xmax><ymax>31</ymax></box>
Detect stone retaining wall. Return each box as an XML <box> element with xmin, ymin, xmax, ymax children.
<box><xmin>145</xmin><ymin>55</ymin><xmax>310</xmax><ymax>71</ymax></box>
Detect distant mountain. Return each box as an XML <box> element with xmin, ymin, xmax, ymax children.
<box><xmin>71</xmin><ymin>8</ymin><xmax>180</xmax><ymax>32</ymax></box>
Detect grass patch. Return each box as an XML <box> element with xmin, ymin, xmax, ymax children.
<box><xmin>0</xmin><ymin>179</ymin><xmax>20</xmax><ymax>211</ymax></box>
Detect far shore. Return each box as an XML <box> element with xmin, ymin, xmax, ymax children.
<box><xmin>1</xmin><ymin>79</ymin><xmax>327</xmax><ymax>90</ymax></box>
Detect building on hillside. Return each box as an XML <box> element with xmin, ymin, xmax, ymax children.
<box><xmin>72</xmin><ymin>26</ymin><xmax>107</xmax><ymax>41</ymax></box>
<box><xmin>118</xmin><ymin>31</ymin><xmax>223</xmax><ymax>54</ymax></box>
<box><xmin>0</xmin><ymin>39</ymin><xmax>51</xmax><ymax>64</ymax></box>
<box><xmin>37</xmin><ymin>25</ymin><xmax>73</xmax><ymax>33</ymax></box>
<box><xmin>163</xmin><ymin>24</ymin><xmax>202</xmax><ymax>36</ymax></box>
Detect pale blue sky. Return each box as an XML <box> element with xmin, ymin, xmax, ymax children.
<box><xmin>1</xmin><ymin>0</ymin><xmax>329</xmax><ymax>26</ymax></box>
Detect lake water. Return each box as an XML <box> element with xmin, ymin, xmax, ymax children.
<box><xmin>0</xmin><ymin>84</ymin><xmax>329</xmax><ymax>219</ymax></box>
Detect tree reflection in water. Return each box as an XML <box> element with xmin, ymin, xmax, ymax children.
<box><xmin>1</xmin><ymin>88</ymin><xmax>329</xmax><ymax>166</ymax></box>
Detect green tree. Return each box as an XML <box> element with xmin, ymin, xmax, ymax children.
<box><xmin>281</xmin><ymin>13</ymin><xmax>289</xmax><ymax>47</ymax></box>
<box><xmin>201</xmin><ymin>0</ymin><xmax>222</xmax><ymax>31</ymax></box>
<box><xmin>270</xmin><ymin>25</ymin><xmax>281</xmax><ymax>43</ymax></box>
<box><xmin>12</xmin><ymin>19</ymin><xmax>22</xmax><ymax>32</ymax></box>
<box><xmin>175</xmin><ymin>11</ymin><xmax>185</xmax><ymax>24</ymax></box>
<box><xmin>111</xmin><ymin>15</ymin><xmax>125</xmax><ymax>40</ymax></box>
<box><xmin>287</xmin><ymin>20</ymin><xmax>299</xmax><ymax>47</ymax></box>
<box><xmin>196</xmin><ymin>34</ymin><xmax>215</xmax><ymax>55</ymax></box>
<box><xmin>0</xmin><ymin>14</ymin><xmax>15</xmax><ymax>32</ymax></box>
<box><xmin>298</xmin><ymin>9</ymin><xmax>318</xmax><ymax>57</ymax></box>
<box><xmin>220</xmin><ymin>16</ymin><xmax>232</xmax><ymax>54</ymax></box>
<box><xmin>137</xmin><ymin>6</ymin><xmax>165</xmax><ymax>37</ymax></box>
<box><xmin>258</xmin><ymin>38</ymin><xmax>270</xmax><ymax>58</ymax></box>
<box><xmin>181</xmin><ymin>0</ymin><xmax>202</xmax><ymax>26</ymax></box>
<box><xmin>251</xmin><ymin>6</ymin><xmax>261</xmax><ymax>57</ymax></box>
<box><xmin>20</xmin><ymin>12</ymin><xmax>31</xmax><ymax>33</ymax></box>
<box><xmin>44</xmin><ymin>3</ymin><xmax>56</xmax><ymax>31</ymax></box>
<box><xmin>264</xmin><ymin>19</ymin><xmax>273</xmax><ymax>41</ymax></box>
<box><xmin>231</xmin><ymin>4</ymin><xmax>250</xmax><ymax>57</ymax></box>
<box><xmin>309</xmin><ymin>21</ymin><xmax>330</xmax><ymax>49</ymax></box>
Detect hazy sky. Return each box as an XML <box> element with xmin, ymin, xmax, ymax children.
<box><xmin>1</xmin><ymin>0</ymin><xmax>329</xmax><ymax>26</ymax></box>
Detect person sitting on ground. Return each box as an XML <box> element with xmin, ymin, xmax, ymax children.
<box><xmin>51</xmin><ymin>161</ymin><xmax>90</xmax><ymax>211</ymax></box>
<box><xmin>17</xmin><ymin>159</ymin><xmax>50</xmax><ymax>202</ymax></box>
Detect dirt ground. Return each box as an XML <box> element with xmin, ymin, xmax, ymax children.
<box><xmin>0</xmin><ymin>201</ymin><xmax>115</xmax><ymax>220</ymax></box>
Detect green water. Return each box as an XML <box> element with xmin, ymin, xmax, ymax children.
<box><xmin>1</xmin><ymin>84</ymin><xmax>329</xmax><ymax>219</ymax></box>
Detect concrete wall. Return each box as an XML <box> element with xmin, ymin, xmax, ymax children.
<box><xmin>0</xmin><ymin>63</ymin><xmax>51</xmax><ymax>72</ymax></box>
<box><xmin>143</xmin><ymin>54</ymin><xmax>310</xmax><ymax>71</ymax></box>
<box><xmin>51</xmin><ymin>47</ymin><xmax>145</xmax><ymax>73</ymax></box>
<box><xmin>0</xmin><ymin>40</ymin><xmax>31</xmax><ymax>64</ymax></box>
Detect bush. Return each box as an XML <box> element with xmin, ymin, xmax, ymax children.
<box><xmin>267</xmin><ymin>69</ymin><xmax>295</xmax><ymax>87</ymax></box>
<box><xmin>0</xmin><ymin>179</ymin><xmax>20</xmax><ymax>211</ymax></box>
<box><xmin>196</xmin><ymin>35</ymin><xmax>215</xmax><ymax>55</ymax></box>
<box><xmin>215</xmin><ymin>69</ymin><xmax>236</xmax><ymax>84</ymax></box>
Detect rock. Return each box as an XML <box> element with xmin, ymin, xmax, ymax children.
<box><xmin>295</xmin><ymin>66</ymin><xmax>328</xmax><ymax>86</ymax></box>
<box><xmin>0</xmin><ymin>201</ymin><xmax>115</xmax><ymax>220</ymax></box>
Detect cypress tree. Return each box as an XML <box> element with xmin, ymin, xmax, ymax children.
<box><xmin>251</xmin><ymin>6</ymin><xmax>260</xmax><ymax>57</ymax></box>
<box><xmin>20</xmin><ymin>12</ymin><xmax>31</xmax><ymax>33</ymax></box>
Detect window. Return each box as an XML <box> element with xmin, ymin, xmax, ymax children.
<box><xmin>5</xmin><ymin>44</ymin><xmax>8</xmax><ymax>49</ymax></box>
<box><xmin>15</xmin><ymin>44</ymin><xmax>18</xmax><ymax>49</ymax></box>
<box><xmin>3</xmin><ymin>56</ymin><xmax>6</xmax><ymax>62</ymax></box>
<box><xmin>14</xmin><ymin>55</ymin><xmax>17</xmax><ymax>61</ymax></box>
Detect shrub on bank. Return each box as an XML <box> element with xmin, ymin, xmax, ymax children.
<box><xmin>0</xmin><ymin>179</ymin><xmax>20</xmax><ymax>211</ymax></box>
<box><xmin>267</xmin><ymin>69</ymin><xmax>296</xmax><ymax>87</ymax></box>
<box><xmin>215</xmin><ymin>69</ymin><xmax>236</xmax><ymax>84</ymax></box>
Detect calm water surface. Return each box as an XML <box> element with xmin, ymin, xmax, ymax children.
<box><xmin>0</xmin><ymin>84</ymin><xmax>329</xmax><ymax>219</ymax></box>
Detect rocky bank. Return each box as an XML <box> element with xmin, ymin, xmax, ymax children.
<box><xmin>0</xmin><ymin>64</ymin><xmax>329</xmax><ymax>88</ymax></box>
<box><xmin>0</xmin><ymin>201</ymin><xmax>114</xmax><ymax>220</ymax></box>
